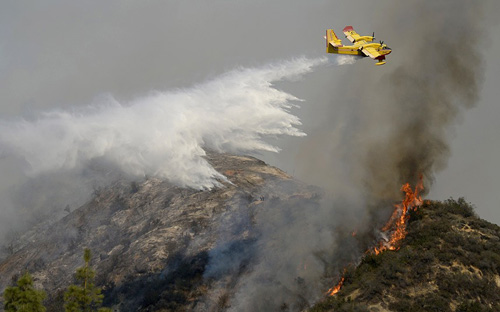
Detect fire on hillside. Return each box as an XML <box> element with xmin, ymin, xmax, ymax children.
<box><xmin>328</xmin><ymin>178</ymin><xmax>424</xmax><ymax>296</ymax></box>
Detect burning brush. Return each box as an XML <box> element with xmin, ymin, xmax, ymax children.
<box><xmin>372</xmin><ymin>178</ymin><xmax>424</xmax><ymax>255</ymax></box>
<box><xmin>328</xmin><ymin>178</ymin><xmax>424</xmax><ymax>296</ymax></box>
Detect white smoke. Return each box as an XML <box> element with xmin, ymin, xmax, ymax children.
<box><xmin>0</xmin><ymin>57</ymin><xmax>327</xmax><ymax>189</ymax></box>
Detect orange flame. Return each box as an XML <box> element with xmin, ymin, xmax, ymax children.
<box><xmin>327</xmin><ymin>178</ymin><xmax>424</xmax><ymax>296</ymax></box>
<box><xmin>327</xmin><ymin>276</ymin><xmax>345</xmax><ymax>296</ymax></box>
<box><xmin>372</xmin><ymin>178</ymin><xmax>424</xmax><ymax>255</ymax></box>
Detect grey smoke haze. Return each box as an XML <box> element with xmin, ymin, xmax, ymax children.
<box><xmin>0</xmin><ymin>0</ymin><xmax>369</xmax><ymax>242</ymax></box>
<box><xmin>205</xmin><ymin>192</ymin><xmax>367</xmax><ymax>311</ymax></box>
<box><xmin>274</xmin><ymin>1</ymin><xmax>499</xmax><ymax>204</ymax></box>
<box><xmin>1</xmin><ymin>0</ymin><xmax>499</xmax><ymax>311</ymax></box>
<box><xmin>0</xmin><ymin>1</ymin><xmax>364</xmax><ymax>115</ymax></box>
<box><xmin>210</xmin><ymin>0</ymin><xmax>497</xmax><ymax>310</ymax></box>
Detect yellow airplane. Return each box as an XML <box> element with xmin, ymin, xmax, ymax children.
<box><xmin>325</xmin><ymin>26</ymin><xmax>392</xmax><ymax>65</ymax></box>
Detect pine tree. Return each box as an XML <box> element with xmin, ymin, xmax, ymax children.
<box><xmin>3</xmin><ymin>272</ymin><xmax>46</xmax><ymax>312</ymax></box>
<box><xmin>64</xmin><ymin>248</ymin><xmax>111</xmax><ymax>312</ymax></box>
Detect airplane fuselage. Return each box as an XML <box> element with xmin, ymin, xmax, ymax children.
<box><xmin>327</xmin><ymin>42</ymin><xmax>391</xmax><ymax>57</ymax></box>
<box><xmin>327</xmin><ymin>45</ymin><xmax>364</xmax><ymax>56</ymax></box>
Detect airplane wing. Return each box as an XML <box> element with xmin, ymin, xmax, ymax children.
<box><xmin>360</xmin><ymin>46</ymin><xmax>388</xmax><ymax>65</ymax></box>
<box><xmin>360</xmin><ymin>46</ymin><xmax>381</xmax><ymax>59</ymax></box>
<box><xmin>343</xmin><ymin>26</ymin><xmax>362</xmax><ymax>43</ymax></box>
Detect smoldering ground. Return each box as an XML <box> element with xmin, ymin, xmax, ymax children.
<box><xmin>201</xmin><ymin>183</ymin><xmax>367</xmax><ymax>311</ymax></box>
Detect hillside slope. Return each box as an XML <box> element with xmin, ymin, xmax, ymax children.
<box><xmin>0</xmin><ymin>153</ymin><xmax>321</xmax><ymax>311</ymax></box>
<box><xmin>312</xmin><ymin>199</ymin><xmax>500</xmax><ymax>312</ymax></box>
<box><xmin>2</xmin><ymin>152</ymin><xmax>499</xmax><ymax>312</ymax></box>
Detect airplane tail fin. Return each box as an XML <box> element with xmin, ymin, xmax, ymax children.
<box><xmin>326</xmin><ymin>29</ymin><xmax>342</xmax><ymax>52</ymax></box>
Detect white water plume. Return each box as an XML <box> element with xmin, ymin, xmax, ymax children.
<box><xmin>334</xmin><ymin>55</ymin><xmax>359</xmax><ymax>65</ymax></box>
<box><xmin>0</xmin><ymin>57</ymin><xmax>327</xmax><ymax>189</ymax></box>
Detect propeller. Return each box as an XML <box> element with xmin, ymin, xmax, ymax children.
<box><xmin>379</xmin><ymin>40</ymin><xmax>384</xmax><ymax>45</ymax></box>
<box><xmin>372</xmin><ymin>31</ymin><xmax>375</xmax><ymax>39</ymax></box>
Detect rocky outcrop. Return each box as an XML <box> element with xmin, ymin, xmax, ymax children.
<box><xmin>0</xmin><ymin>153</ymin><xmax>321</xmax><ymax>311</ymax></box>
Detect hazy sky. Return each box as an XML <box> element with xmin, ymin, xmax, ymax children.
<box><xmin>1</xmin><ymin>1</ymin><xmax>499</xmax><ymax>223</ymax></box>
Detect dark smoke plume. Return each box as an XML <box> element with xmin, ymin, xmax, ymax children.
<box><xmin>220</xmin><ymin>0</ymin><xmax>490</xmax><ymax>310</ymax></box>
<box><xmin>357</xmin><ymin>1</ymin><xmax>485</xmax><ymax>203</ymax></box>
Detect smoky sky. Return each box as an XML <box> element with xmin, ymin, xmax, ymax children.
<box><xmin>1</xmin><ymin>0</ymin><xmax>500</xmax><ymax>311</ymax></box>
<box><xmin>0</xmin><ymin>0</ymin><xmax>498</xmax><ymax>248</ymax></box>
<box><xmin>0</xmin><ymin>0</ymin><xmax>365</xmax><ymax>115</ymax></box>
<box><xmin>353</xmin><ymin>1</ymin><xmax>486</xmax><ymax>202</ymax></box>
<box><xmin>216</xmin><ymin>1</ymin><xmax>498</xmax><ymax>310</ymax></box>
<box><xmin>0</xmin><ymin>0</ymin><xmax>376</xmax><ymax>238</ymax></box>
<box><xmin>264</xmin><ymin>1</ymin><xmax>500</xmax><ymax>217</ymax></box>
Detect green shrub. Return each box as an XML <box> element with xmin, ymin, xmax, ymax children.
<box><xmin>3</xmin><ymin>272</ymin><xmax>46</xmax><ymax>312</ymax></box>
<box><xmin>64</xmin><ymin>248</ymin><xmax>111</xmax><ymax>312</ymax></box>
